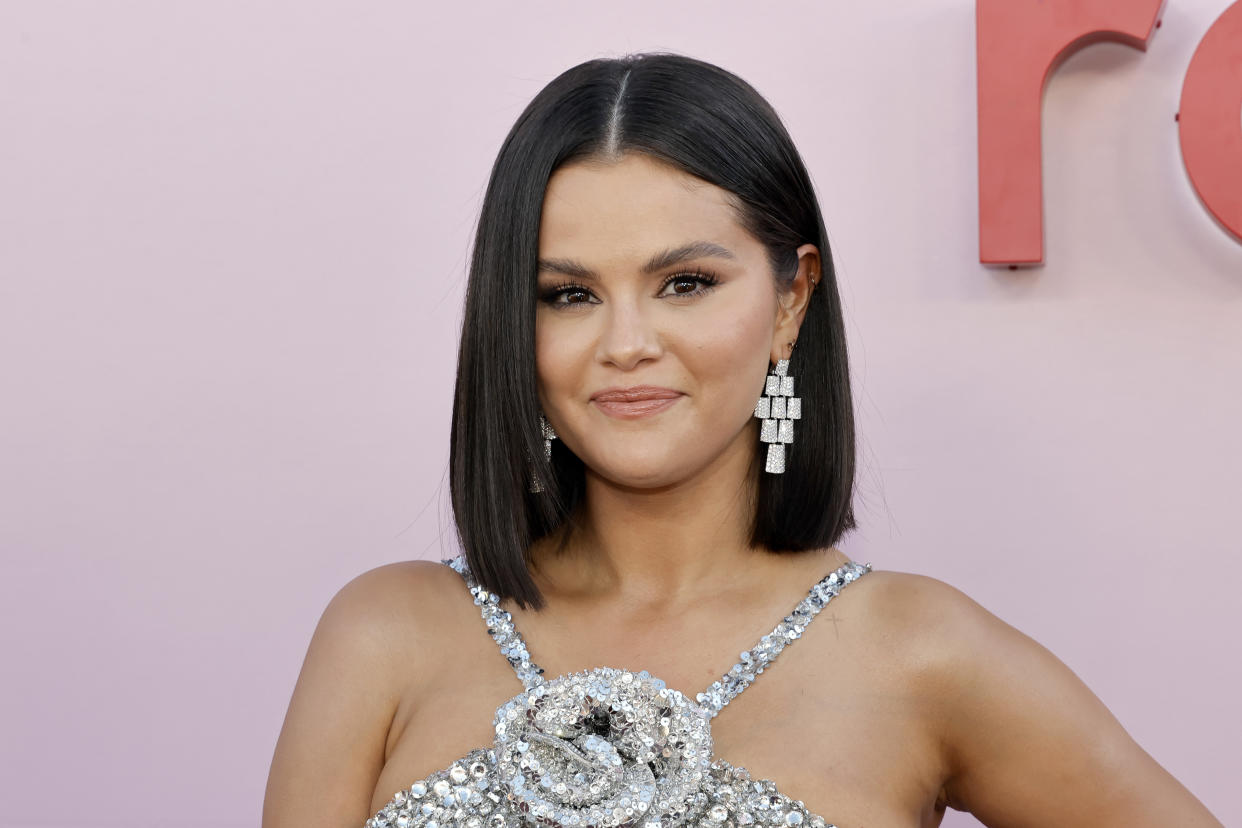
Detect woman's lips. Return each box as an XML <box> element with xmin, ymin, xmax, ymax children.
<box><xmin>592</xmin><ymin>395</ymin><xmax>682</xmax><ymax>419</ymax></box>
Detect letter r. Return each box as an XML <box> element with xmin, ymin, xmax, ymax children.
<box><xmin>976</xmin><ymin>0</ymin><xmax>1166</xmax><ymax>265</ymax></box>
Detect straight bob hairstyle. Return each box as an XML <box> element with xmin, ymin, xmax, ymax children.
<box><xmin>449</xmin><ymin>52</ymin><xmax>857</xmax><ymax>609</ymax></box>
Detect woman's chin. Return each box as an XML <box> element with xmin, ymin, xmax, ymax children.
<box><xmin>587</xmin><ymin>457</ymin><xmax>701</xmax><ymax>491</ymax></box>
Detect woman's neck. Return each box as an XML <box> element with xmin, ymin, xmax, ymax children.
<box><xmin>527</xmin><ymin>438</ymin><xmax>833</xmax><ymax>616</ymax></box>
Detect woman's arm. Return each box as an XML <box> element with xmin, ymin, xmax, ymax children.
<box><xmin>261</xmin><ymin>561</ymin><xmax>440</xmax><ymax>828</ymax></box>
<box><xmin>915</xmin><ymin>577</ymin><xmax>1224</xmax><ymax>827</ymax></box>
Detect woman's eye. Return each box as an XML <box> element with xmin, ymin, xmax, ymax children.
<box><xmin>659</xmin><ymin>271</ymin><xmax>719</xmax><ymax>298</ymax></box>
<box><xmin>540</xmin><ymin>285</ymin><xmax>597</xmax><ymax>306</ymax></box>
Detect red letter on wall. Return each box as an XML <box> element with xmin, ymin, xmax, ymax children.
<box><xmin>1179</xmin><ymin>1</ymin><xmax>1242</xmax><ymax>245</ymax></box>
<box><xmin>977</xmin><ymin>0</ymin><xmax>1166</xmax><ymax>265</ymax></box>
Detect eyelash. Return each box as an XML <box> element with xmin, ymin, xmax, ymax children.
<box><xmin>538</xmin><ymin>267</ymin><xmax>721</xmax><ymax>308</ymax></box>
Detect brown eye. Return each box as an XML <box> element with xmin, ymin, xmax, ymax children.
<box><xmin>658</xmin><ymin>270</ymin><xmax>720</xmax><ymax>298</ymax></box>
<box><xmin>539</xmin><ymin>282</ymin><xmax>598</xmax><ymax>307</ymax></box>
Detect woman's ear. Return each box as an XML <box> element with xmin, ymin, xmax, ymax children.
<box><xmin>770</xmin><ymin>243</ymin><xmax>820</xmax><ymax>363</ymax></box>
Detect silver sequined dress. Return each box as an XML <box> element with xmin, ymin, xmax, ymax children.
<box><xmin>366</xmin><ymin>554</ymin><xmax>874</xmax><ymax>828</ymax></box>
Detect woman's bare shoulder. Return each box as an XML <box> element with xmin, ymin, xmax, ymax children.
<box><xmin>328</xmin><ymin>557</ymin><xmax>473</xmax><ymax>653</ymax></box>
<box><xmin>855</xmin><ymin>566</ymin><xmax>992</xmax><ymax>628</ymax></box>
<box><xmin>335</xmin><ymin>557</ymin><xmax>467</xmax><ymax>609</ymax></box>
<box><xmin>263</xmin><ymin>558</ymin><xmax>472</xmax><ymax>827</ymax></box>
<box><xmin>846</xmin><ymin>566</ymin><xmax>1094</xmax><ymax>717</ymax></box>
<box><xmin>285</xmin><ymin>556</ymin><xmax>473</xmax><ymax>719</ymax></box>
<box><xmin>829</xmin><ymin>566</ymin><xmax>988</xmax><ymax>651</ymax></box>
<box><xmin>854</xmin><ymin>567</ymin><xmax>1223</xmax><ymax>825</ymax></box>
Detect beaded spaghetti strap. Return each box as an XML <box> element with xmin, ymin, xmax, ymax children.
<box><xmin>443</xmin><ymin>555</ymin><xmax>547</xmax><ymax>688</ymax></box>
<box><xmin>694</xmin><ymin>559</ymin><xmax>872</xmax><ymax>718</ymax></box>
<box><xmin>442</xmin><ymin>554</ymin><xmax>873</xmax><ymax>717</ymax></box>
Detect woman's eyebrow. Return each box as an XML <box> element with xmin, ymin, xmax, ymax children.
<box><xmin>536</xmin><ymin>241</ymin><xmax>736</xmax><ymax>280</ymax></box>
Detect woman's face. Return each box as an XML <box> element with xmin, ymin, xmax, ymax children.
<box><xmin>535</xmin><ymin>152</ymin><xmax>815</xmax><ymax>490</ymax></box>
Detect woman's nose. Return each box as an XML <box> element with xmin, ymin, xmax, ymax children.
<box><xmin>596</xmin><ymin>300</ymin><xmax>663</xmax><ymax>371</ymax></box>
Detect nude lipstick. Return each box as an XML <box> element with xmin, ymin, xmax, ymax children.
<box><xmin>591</xmin><ymin>386</ymin><xmax>683</xmax><ymax>420</ymax></box>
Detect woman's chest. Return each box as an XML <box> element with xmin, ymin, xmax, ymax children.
<box><xmin>369</xmin><ymin>638</ymin><xmax>948</xmax><ymax>828</ymax></box>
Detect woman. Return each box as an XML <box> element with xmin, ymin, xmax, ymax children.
<box><xmin>263</xmin><ymin>53</ymin><xmax>1222</xmax><ymax>828</ymax></box>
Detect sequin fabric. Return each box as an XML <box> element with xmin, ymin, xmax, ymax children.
<box><xmin>366</xmin><ymin>554</ymin><xmax>873</xmax><ymax>828</ymax></box>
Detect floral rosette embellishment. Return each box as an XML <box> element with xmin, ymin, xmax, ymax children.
<box><xmin>493</xmin><ymin>667</ymin><xmax>714</xmax><ymax>828</ymax></box>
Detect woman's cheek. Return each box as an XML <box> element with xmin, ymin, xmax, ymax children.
<box><xmin>693</xmin><ymin>299</ymin><xmax>772</xmax><ymax>368</ymax></box>
<box><xmin>535</xmin><ymin>320</ymin><xmax>593</xmax><ymax>406</ymax></box>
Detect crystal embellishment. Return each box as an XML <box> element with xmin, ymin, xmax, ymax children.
<box><xmin>493</xmin><ymin>667</ymin><xmax>711</xmax><ymax>828</ymax></box>
<box><xmin>365</xmin><ymin>555</ymin><xmax>873</xmax><ymax>828</ymax></box>
<box><xmin>753</xmin><ymin>359</ymin><xmax>800</xmax><ymax>474</ymax></box>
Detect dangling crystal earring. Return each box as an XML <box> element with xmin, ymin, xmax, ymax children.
<box><xmin>753</xmin><ymin>348</ymin><xmax>800</xmax><ymax>474</ymax></box>
<box><xmin>529</xmin><ymin>413</ymin><xmax>558</xmax><ymax>493</ymax></box>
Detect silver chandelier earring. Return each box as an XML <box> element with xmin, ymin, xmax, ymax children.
<box><xmin>529</xmin><ymin>413</ymin><xmax>558</xmax><ymax>493</ymax></box>
<box><xmin>753</xmin><ymin>344</ymin><xmax>801</xmax><ymax>474</ymax></box>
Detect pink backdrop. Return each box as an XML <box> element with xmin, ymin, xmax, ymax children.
<box><xmin>1</xmin><ymin>1</ymin><xmax>1237</xmax><ymax>825</ymax></box>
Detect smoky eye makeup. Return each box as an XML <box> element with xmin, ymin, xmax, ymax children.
<box><xmin>537</xmin><ymin>267</ymin><xmax>721</xmax><ymax>308</ymax></box>
<box><xmin>537</xmin><ymin>280</ymin><xmax>595</xmax><ymax>306</ymax></box>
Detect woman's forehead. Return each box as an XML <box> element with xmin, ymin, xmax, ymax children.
<box><xmin>539</xmin><ymin>155</ymin><xmax>749</xmax><ymax>259</ymax></box>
